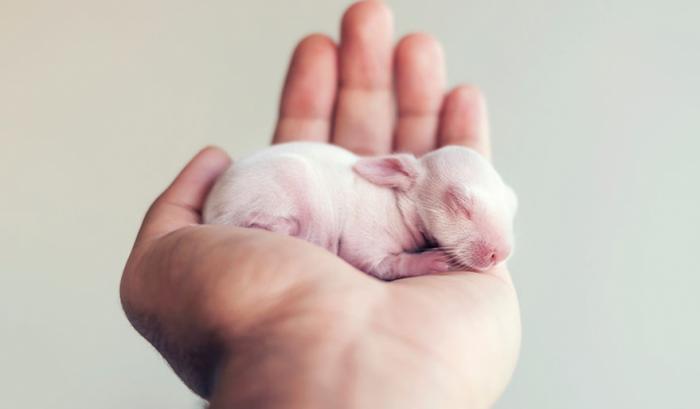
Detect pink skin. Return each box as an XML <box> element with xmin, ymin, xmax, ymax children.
<box><xmin>414</xmin><ymin>146</ymin><xmax>518</xmax><ymax>271</ymax></box>
<box><xmin>203</xmin><ymin>142</ymin><xmax>517</xmax><ymax>280</ymax></box>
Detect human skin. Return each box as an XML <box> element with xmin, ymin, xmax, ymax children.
<box><xmin>120</xmin><ymin>1</ymin><xmax>521</xmax><ymax>408</ymax></box>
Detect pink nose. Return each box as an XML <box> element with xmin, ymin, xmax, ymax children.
<box><xmin>474</xmin><ymin>242</ymin><xmax>509</xmax><ymax>270</ymax></box>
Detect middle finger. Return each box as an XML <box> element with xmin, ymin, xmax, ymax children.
<box><xmin>332</xmin><ymin>0</ymin><xmax>395</xmax><ymax>156</ymax></box>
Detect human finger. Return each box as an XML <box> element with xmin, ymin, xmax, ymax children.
<box><xmin>273</xmin><ymin>34</ymin><xmax>338</xmax><ymax>144</ymax></box>
<box><xmin>138</xmin><ymin>146</ymin><xmax>231</xmax><ymax>242</ymax></box>
<box><xmin>332</xmin><ymin>0</ymin><xmax>395</xmax><ymax>155</ymax></box>
<box><xmin>393</xmin><ymin>33</ymin><xmax>446</xmax><ymax>155</ymax></box>
<box><xmin>438</xmin><ymin>85</ymin><xmax>491</xmax><ymax>159</ymax></box>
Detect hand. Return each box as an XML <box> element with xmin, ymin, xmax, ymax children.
<box><xmin>120</xmin><ymin>1</ymin><xmax>520</xmax><ymax>408</ymax></box>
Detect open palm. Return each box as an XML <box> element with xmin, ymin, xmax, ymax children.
<box><xmin>121</xmin><ymin>1</ymin><xmax>520</xmax><ymax>408</ymax></box>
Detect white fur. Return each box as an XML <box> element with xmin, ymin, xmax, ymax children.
<box><xmin>203</xmin><ymin>142</ymin><xmax>516</xmax><ymax>280</ymax></box>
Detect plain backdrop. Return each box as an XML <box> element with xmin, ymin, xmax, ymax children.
<box><xmin>1</xmin><ymin>0</ymin><xmax>699</xmax><ymax>408</ymax></box>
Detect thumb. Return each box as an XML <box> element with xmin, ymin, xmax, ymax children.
<box><xmin>138</xmin><ymin>146</ymin><xmax>231</xmax><ymax>242</ymax></box>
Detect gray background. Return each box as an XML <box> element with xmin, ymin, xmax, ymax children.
<box><xmin>1</xmin><ymin>0</ymin><xmax>698</xmax><ymax>408</ymax></box>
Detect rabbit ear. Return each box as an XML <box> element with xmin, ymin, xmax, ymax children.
<box><xmin>352</xmin><ymin>154</ymin><xmax>420</xmax><ymax>191</ymax></box>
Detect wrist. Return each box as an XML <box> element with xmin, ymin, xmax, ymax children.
<box><xmin>207</xmin><ymin>290</ymin><xmax>472</xmax><ymax>409</ymax></box>
<box><xmin>208</xmin><ymin>303</ymin><xmax>364</xmax><ymax>409</ymax></box>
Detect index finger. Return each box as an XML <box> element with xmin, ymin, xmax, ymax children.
<box><xmin>273</xmin><ymin>34</ymin><xmax>338</xmax><ymax>144</ymax></box>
